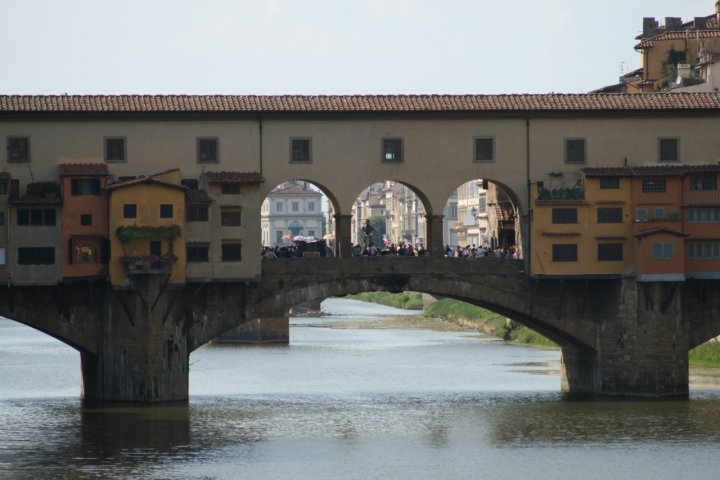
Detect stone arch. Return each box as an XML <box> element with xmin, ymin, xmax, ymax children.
<box><xmin>441</xmin><ymin>177</ymin><xmax>524</xmax><ymax>257</ymax></box>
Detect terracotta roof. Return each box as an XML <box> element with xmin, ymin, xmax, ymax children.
<box><xmin>2</xmin><ymin>94</ymin><xmax>720</xmax><ymax>114</ymax></box>
<box><xmin>634</xmin><ymin>226</ymin><xmax>689</xmax><ymax>239</ymax></box>
<box><xmin>107</xmin><ymin>176</ymin><xmax>188</xmax><ymax>191</ymax></box>
<box><xmin>635</xmin><ymin>30</ymin><xmax>720</xmax><ymax>50</ymax></box>
<box><xmin>584</xmin><ymin>164</ymin><xmax>720</xmax><ymax>177</ymax></box>
<box><xmin>58</xmin><ymin>163</ymin><xmax>109</xmax><ymax>176</ymax></box>
<box><xmin>204</xmin><ymin>171</ymin><xmax>265</xmax><ymax>183</ymax></box>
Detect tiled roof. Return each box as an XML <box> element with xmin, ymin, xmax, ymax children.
<box><xmin>107</xmin><ymin>176</ymin><xmax>188</xmax><ymax>191</ymax></box>
<box><xmin>635</xmin><ymin>30</ymin><xmax>720</xmax><ymax>49</ymax></box>
<box><xmin>583</xmin><ymin>165</ymin><xmax>720</xmax><ymax>177</ymax></box>
<box><xmin>58</xmin><ymin>163</ymin><xmax>109</xmax><ymax>176</ymax></box>
<box><xmin>2</xmin><ymin>94</ymin><xmax>720</xmax><ymax>113</ymax></box>
<box><xmin>204</xmin><ymin>171</ymin><xmax>265</xmax><ymax>183</ymax></box>
<box><xmin>634</xmin><ymin>227</ymin><xmax>689</xmax><ymax>239</ymax></box>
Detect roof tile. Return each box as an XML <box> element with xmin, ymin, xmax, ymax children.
<box><xmin>58</xmin><ymin>163</ymin><xmax>109</xmax><ymax>176</ymax></box>
<box><xmin>204</xmin><ymin>171</ymin><xmax>265</xmax><ymax>183</ymax></box>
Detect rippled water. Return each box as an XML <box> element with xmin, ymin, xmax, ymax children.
<box><xmin>2</xmin><ymin>298</ymin><xmax>720</xmax><ymax>479</ymax></box>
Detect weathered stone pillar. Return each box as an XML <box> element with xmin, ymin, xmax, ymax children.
<box><xmin>80</xmin><ymin>275</ymin><xmax>190</xmax><ymax>404</ymax></box>
<box><xmin>595</xmin><ymin>280</ymin><xmax>688</xmax><ymax>396</ymax></box>
<box><xmin>334</xmin><ymin>214</ymin><xmax>353</xmax><ymax>258</ymax></box>
<box><xmin>424</xmin><ymin>214</ymin><xmax>445</xmax><ymax>257</ymax></box>
<box><xmin>559</xmin><ymin>343</ymin><xmax>596</xmax><ymax>395</ymax></box>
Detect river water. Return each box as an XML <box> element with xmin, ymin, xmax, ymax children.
<box><xmin>2</xmin><ymin>298</ymin><xmax>720</xmax><ymax>479</ymax></box>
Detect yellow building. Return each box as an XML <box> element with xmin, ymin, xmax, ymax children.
<box><xmin>531</xmin><ymin>172</ymin><xmax>633</xmax><ymax>277</ymax></box>
<box><xmin>107</xmin><ymin>169</ymin><xmax>187</xmax><ymax>287</ymax></box>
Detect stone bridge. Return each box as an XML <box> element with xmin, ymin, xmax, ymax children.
<box><xmin>2</xmin><ymin>258</ymin><xmax>720</xmax><ymax>403</ymax></box>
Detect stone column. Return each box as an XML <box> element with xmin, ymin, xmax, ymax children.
<box><xmin>559</xmin><ymin>343</ymin><xmax>596</xmax><ymax>395</ymax></box>
<box><xmin>334</xmin><ymin>214</ymin><xmax>353</xmax><ymax>258</ymax></box>
<box><xmin>80</xmin><ymin>274</ymin><xmax>190</xmax><ymax>404</ymax></box>
<box><xmin>594</xmin><ymin>279</ymin><xmax>689</xmax><ymax>396</ymax></box>
<box><xmin>424</xmin><ymin>214</ymin><xmax>445</xmax><ymax>257</ymax></box>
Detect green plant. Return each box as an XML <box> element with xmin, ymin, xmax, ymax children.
<box><xmin>116</xmin><ymin>225</ymin><xmax>181</xmax><ymax>244</ymax></box>
<box><xmin>26</xmin><ymin>181</ymin><xmax>60</xmax><ymax>197</ymax></box>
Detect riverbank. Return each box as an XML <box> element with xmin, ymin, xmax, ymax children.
<box><xmin>348</xmin><ymin>292</ymin><xmax>720</xmax><ymax>366</ymax></box>
<box><xmin>347</xmin><ymin>293</ymin><xmax>557</xmax><ymax>349</ymax></box>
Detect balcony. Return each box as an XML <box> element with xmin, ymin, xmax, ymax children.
<box><xmin>120</xmin><ymin>254</ymin><xmax>177</xmax><ymax>274</ymax></box>
<box><xmin>683</xmin><ymin>190</ymin><xmax>720</xmax><ymax>206</ymax></box>
<box><xmin>536</xmin><ymin>185</ymin><xmax>585</xmax><ymax>203</ymax></box>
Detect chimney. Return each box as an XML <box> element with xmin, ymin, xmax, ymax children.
<box><xmin>694</xmin><ymin>17</ymin><xmax>707</xmax><ymax>29</ymax></box>
<box><xmin>665</xmin><ymin>17</ymin><xmax>682</xmax><ymax>31</ymax></box>
<box><xmin>643</xmin><ymin>17</ymin><xmax>659</xmax><ymax>37</ymax></box>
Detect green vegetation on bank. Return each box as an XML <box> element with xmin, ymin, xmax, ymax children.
<box><xmin>350</xmin><ymin>291</ymin><xmax>424</xmax><ymax>310</ymax></box>
<box><xmin>349</xmin><ymin>292</ymin><xmax>557</xmax><ymax>348</ymax></box>
<box><xmin>690</xmin><ymin>341</ymin><xmax>720</xmax><ymax>367</ymax></box>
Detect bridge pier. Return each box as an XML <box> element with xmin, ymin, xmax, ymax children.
<box><xmin>334</xmin><ymin>214</ymin><xmax>353</xmax><ymax>258</ymax></box>
<box><xmin>425</xmin><ymin>214</ymin><xmax>445</xmax><ymax>257</ymax></box>
<box><xmin>80</xmin><ymin>275</ymin><xmax>190</xmax><ymax>404</ymax></box>
<box><xmin>559</xmin><ymin>279</ymin><xmax>689</xmax><ymax>397</ymax></box>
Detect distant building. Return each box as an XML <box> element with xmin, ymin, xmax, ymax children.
<box><xmin>261</xmin><ymin>181</ymin><xmax>324</xmax><ymax>246</ymax></box>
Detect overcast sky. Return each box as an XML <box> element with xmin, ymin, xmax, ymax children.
<box><xmin>1</xmin><ymin>0</ymin><xmax>715</xmax><ymax>95</ymax></box>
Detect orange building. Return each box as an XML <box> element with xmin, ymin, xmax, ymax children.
<box><xmin>107</xmin><ymin>170</ymin><xmax>187</xmax><ymax>287</ymax></box>
<box><xmin>59</xmin><ymin>163</ymin><xmax>110</xmax><ymax>280</ymax></box>
<box><xmin>585</xmin><ymin>165</ymin><xmax>720</xmax><ymax>281</ymax></box>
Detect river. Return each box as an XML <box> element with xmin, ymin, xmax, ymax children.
<box><xmin>2</xmin><ymin>297</ymin><xmax>720</xmax><ymax>479</ymax></box>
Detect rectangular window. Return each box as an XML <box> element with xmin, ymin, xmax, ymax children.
<box><xmin>221</xmin><ymin>241</ymin><xmax>242</xmax><ymax>262</ymax></box>
<box><xmin>276</xmin><ymin>230</ymin><xmax>284</xmax><ymax>244</ymax></box>
<box><xmin>18</xmin><ymin>246</ymin><xmax>54</xmax><ymax>265</ymax></box>
<box><xmin>197</xmin><ymin>138</ymin><xmax>218</xmax><ymax>163</ymax></box>
<box><xmin>290</xmin><ymin>138</ymin><xmax>311</xmax><ymax>163</ymax></box>
<box><xmin>658</xmin><ymin>138</ymin><xmax>679</xmax><ymax>162</ymax></box>
<box><xmin>688</xmin><ymin>241</ymin><xmax>720</xmax><ymax>259</ymax></box>
<box><xmin>292</xmin><ymin>202</ymin><xmax>300</xmax><ymax>212</ymax></box>
<box><xmin>220</xmin><ymin>183</ymin><xmax>241</xmax><ymax>194</ymax></box>
<box><xmin>80</xmin><ymin>214</ymin><xmax>92</xmax><ymax>226</ymax></box>
<box><xmin>186</xmin><ymin>244</ymin><xmax>210</xmax><ymax>262</ymax></box>
<box><xmin>598</xmin><ymin>243</ymin><xmax>623</xmax><ymax>261</ymax></box>
<box><xmin>565</xmin><ymin>138</ymin><xmax>586</xmax><ymax>164</ymax></box>
<box><xmin>651</xmin><ymin>242</ymin><xmax>674</xmax><ymax>259</ymax></box>
<box><xmin>308</xmin><ymin>202</ymin><xmax>315</xmax><ymax>212</ymax></box>
<box><xmin>474</xmin><ymin>137</ymin><xmax>494</xmax><ymax>162</ymax></box>
<box><xmin>552</xmin><ymin>208</ymin><xmax>577</xmax><ymax>224</ymax></box>
<box><xmin>0</xmin><ymin>247</ymin><xmax>5</xmax><ymax>265</ymax></box>
<box><xmin>689</xmin><ymin>174</ymin><xmax>717</xmax><ymax>191</ymax></box>
<box><xmin>160</xmin><ymin>204</ymin><xmax>173</xmax><ymax>219</ymax></box>
<box><xmin>104</xmin><ymin>137</ymin><xmax>126</xmax><ymax>163</ymax></box>
<box><xmin>0</xmin><ymin>182</ymin><xmax>7</xmax><ymax>194</ymax></box>
<box><xmin>653</xmin><ymin>207</ymin><xmax>665</xmax><ymax>220</ymax></box>
<box><xmin>642</xmin><ymin>179</ymin><xmax>666</xmax><ymax>193</ymax></box>
<box><xmin>688</xmin><ymin>207</ymin><xmax>720</xmax><ymax>223</ymax></box>
<box><xmin>307</xmin><ymin>230</ymin><xmax>316</xmax><ymax>237</ymax></box>
<box><xmin>600</xmin><ymin>177</ymin><xmax>620</xmax><ymax>189</ymax></box>
<box><xmin>187</xmin><ymin>203</ymin><xmax>209</xmax><ymax>222</ymax></box>
<box><xmin>220</xmin><ymin>207</ymin><xmax>242</xmax><ymax>226</ymax></box>
<box><xmin>597</xmin><ymin>207</ymin><xmax>623</xmax><ymax>223</ymax></box>
<box><xmin>275</xmin><ymin>202</ymin><xmax>283</xmax><ymax>212</ymax></box>
<box><xmin>123</xmin><ymin>204</ymin><xmax>137</xmax><ymax>219</ymax></box>
<box><xmin>552</xmin><ymin>244</ymin><xmax>578</xmax><ymax>262</ymax></box>
<box><xmin>0</xmin><ymin>213</ymin><xmax>4</xmax><ymax>225</ymax></box>
<box><xmin>71</xmin><ymin>178</ymin><xmax>101</xmax><ymax>195</ymax></box>
<box><xmin>17</xmin><ymin>208</ymin><xmax>55</xmax><ymax>226</ymax></box>
<box><xmin>636</xmin><ymin>208</ymin><xmax>649</xmax><ymax>222</ymax></box>
<box><xmin>7</xmin><ymin>137</ymin><xmax>29</xmax><ymax>163</ymax></box>
<box><xmin>71</xmin><ymin>238</ymin><xmax>100</xmax><ymax>263</ymax></box>
<box><xmin>382</xmin><ymin>138</ymin><xmax>403</xmax><ymax>162</ymax></box>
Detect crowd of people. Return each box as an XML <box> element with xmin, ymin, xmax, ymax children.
<box><xmin>262</xmin><ymin>242</ymin><xmax>517</xmax><ymax>259</ymax></box>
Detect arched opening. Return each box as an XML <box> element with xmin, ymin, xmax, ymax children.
<box><xmin>442</xmin><ymin>178</ymin><xmax>523</xmax><ymax>258</ymax></box>
<box><xmin>260</xmin><ymin>179</ymin><xmax>337</xmax><ymax>257</ymax></box>
<box><xmin>350</xmin><ymin>180</ymin><xmax>430</xmax><ymax>255</ymax></box>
